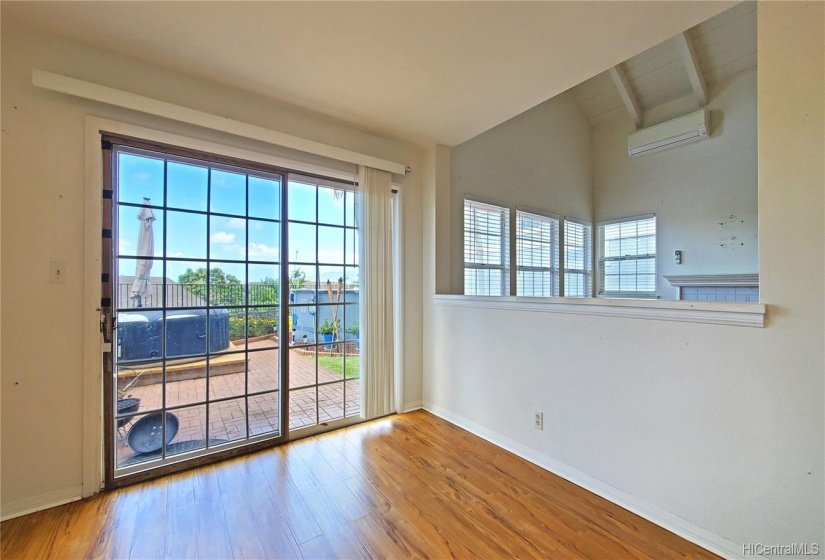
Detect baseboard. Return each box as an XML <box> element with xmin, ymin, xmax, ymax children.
<box><xmin>1</xmin><ymin>485</ymin><xmax>84</xmax><ymax>522</ymax></box>
<box><xmin>422</xmin><ymin>401</ymin><xmax>754</xmax><ymax>560</ymax></box>
<box><xmin>402</xmin><ymin>400</ymin><xmax>423</xmax><ymax>413</ymax></box>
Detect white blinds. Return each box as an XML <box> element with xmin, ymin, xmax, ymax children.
<box><xmin>516</xmin><ymin>210</ymin><xmax>559</xmax><ymax>297</ymax></box>
<box><xmin>564</xmin><ymin>219</ymin><xmax>592</xmax><ymax>297</ymax></box>
<box><xmin>464</xmin><ymin>199</ymin><xmax>510</xmax><ymax>296</ymax></box>
<box><xmin>599</xmin><ymin>215</ymin><xmax>656</xmax><ymax>295</ymax></box>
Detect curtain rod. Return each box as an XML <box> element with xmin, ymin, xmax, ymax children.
<box><xmin>32</xmin><ymin>69</ymin><xmax>410</xmax><ymax>176</ymax></box>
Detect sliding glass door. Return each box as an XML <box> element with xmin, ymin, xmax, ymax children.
<box><xmin>286</xmin><ymin>179</ymin><xmax>361</xmax><ymax>431</ymax></box>
<box><xmin>109</xmin><ymin>141</ymin><xmax>285</xmax><ymax>479</ymax></box>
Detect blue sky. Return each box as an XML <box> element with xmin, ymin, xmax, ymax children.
<box><xmin>117</xmin><ymin>152</ymin><xmax>358</xmax><ymax>283</ymax></box>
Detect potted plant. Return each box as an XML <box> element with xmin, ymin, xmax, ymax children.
<box><xmin>346</xmin><ymin>320</ymin><xmax>360</xmax><ymax>350</ymax></box>
<box><xmin>318</xmin><ymin>318</ymin><xmax>338</xmax><ymax>349</ymax></box>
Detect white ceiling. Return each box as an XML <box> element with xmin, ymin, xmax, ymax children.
<box><xmin>572</xmin><ymin>1</ymin><xmax>757</xmax><ymax>128</ymax></box>
<box><xmin>2</xmin><ymin>1</ymin><xmax>737</xmax><ymax>146</ymax></box>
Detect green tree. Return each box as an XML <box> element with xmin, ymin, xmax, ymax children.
<box><xmin>289</xmin><ymin>267</ymin><xmax>306</xmax><ymax>289</ymax></box>
<box><xmin>178</xmin><ymin>267</ymin><xmax>243</xmax><ymax>306</ymax></box>
<box><xmin>250</xmin><ymin>276</ymin><xmax>279</xmax><ymax>305</ymax></box>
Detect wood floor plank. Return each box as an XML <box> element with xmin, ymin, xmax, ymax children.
<box><xmin>192</xmin><ymin>464</ymin><xmax>233</xmax><ymax>560</ymax></box>
<box><xmin>1</xmin><ymin>411</ymin><xmax>720</xmax><ymax>560</ymax></box>
<box><xmin>214</xmin><ymin>458</ymin><xmax>268</xmax><ymax>559</ymax></box>
<box><xmin>251</xmin><ymin>449</ymin><xmax>324</xmax><ymax>545</ymax></box>
<box><xmin>129</xmin><ymin>477</ymin><xmax>169</xmax><ymax>560</ymax></box>
<box><xmin>163</xmin><ymin>472</ymin><xmax>199</xmax><ymax>560</ymax></box>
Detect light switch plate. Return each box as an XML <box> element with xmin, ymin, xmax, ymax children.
<box><xmin>50</xmin><ymin>260</ymin><xmax>67</xmax><ymax>284</ymax></box>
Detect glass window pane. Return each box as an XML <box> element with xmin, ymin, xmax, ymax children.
<box><xmin>118</xmin><ymin>206</ymin><xmax>164</xmax><ymax>258</ymax></box>
<box><xmin>210</xmin><ymin>216</ymin><xmax>245</xmax><ymax>261</ymax></box>
<box><xmin>248</xmin><ymin>176</ymin><xmax>280</xmax><ymax>220</ymax></box>
<box><xmin>318</xmin><ymin>382</ymin><xmax>344</xmax><ymax>422</ymax></box>
<box><xmin>318</xmin><ymin>226</ymin><xmax>344</xmax><ymax>265</ymax></box>
<box><xmin>345</xmin><ymin>379</ymin><xmax>360</xmax><ymax>417</ymax></box>
<box><xmin>248</xmin><ymin>349</ymin><xmax>279</xmax><ymax>394</ymax></box>
<box><xmin>210</xmin><ymin>169</ymin><xmax>246</xmax><ymax>216</ymax></box>
<box><xmin>288</xmin><ymin>181</ymin><xmax>316</xmax><ymax>223</ymax></box>
<box><xmin>248</xmin><ymin>392</ymin><xmax>280</xmax><ymax>437</ymax></box>
<box><xmin>167</xmin><ymin>161</ymin><xmax>208</xmax><ymax>212</ymax></box>
<box><xmin>209</xmin><ymin>356</ymin><xmax>246</xmax><ymax>400</ymax></box>
<box><xmin>345</xmin><ymin>229</ymin><xmax>359</xmax><ymax>266</ymax></box>
<box><xmin>209</xmin><ymin>398</ymin><xmax>247</xmax><ymax>443</ymax></box>
<box><xmin>208</xmin><ymin>262</ymin><xmax>246</xmax><ymax>307</ymax></box>
<box><xmin>289</xmin><ymin>222</ymin><xmax>316</xmax><ymax>264</ymax></box>
<box><xmin>318</xmin><ymin>186</ymin><xmax>346</xmax><ymax>226</ymax></box>
<box><xmin>167</xmin><ymin>211</ymin><xmax>206</xmax><ymax>260</ymax></box>
<box><xmin>166</xmin><ymin>405</ymin><xmax>207</xmax><ymax>457</ymax></box>
<box><xmin>345</xmin><ymin>191</ymin><xmax>359</xmax><ymax>229</ymax></box>
<box><xmin>167</xmin><ymin>261</ymin><xmax>208</xmax><ymax>307</ymax></box>
<box><xmin>248</xmin><ymin>220</ymin><xmax>280</xmax><ymax>263</ymax></box>
<box><xmin>289</xmin><ymin>387</ymin><xmax>317</xmax><ymax>430</ymax></box>
<box><xmin>117</xmin><ymin>152</ymin><xmax>164</xmax><ymax>206</ymax></box>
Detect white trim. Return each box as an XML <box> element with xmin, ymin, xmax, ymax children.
<box><xmin>664</xmin><ymin>274</ymin><xmax>759</xmax><ymax>288</ymax></box>
<box><xmin>83</xmin><ymin>118</ymin><xmax>105</xmax><ymax>497</ymax></box>
<box><xmin>421</xmin><ymin>402</ymin><xmax>757</xmax><ymax>560</ymax></box>
<box><xmin>1</xmin><ymin>485</ymin><xmax>83</xmax><ymax>522</ymax></box>
<box><xmin>597</xmin><ymin>212</ymin><xmax>656</xmax><ymax>227</ymax></box>
<box><xmin>34</xmin><ymin>69</ymin><xmax>407</xmax><ymax>176</ymax></box>
<box><xmin>515</xmin><ymin>206</ymin><xmax>559</xmax><ymax>221</ymax></box>
<box><xmin>403</xmin><ymin>400</ymin><xmax>423</xmax><ymax>413</ymax></box>
<box><xmin>432</xmin><ymin>294</ymin><xmax>766</xmax><ymax>327</ymax></box>
<box><xmin>562</xmin><ymin>215</ymin><xmax>592</xmax><ymax>227</ymax></box>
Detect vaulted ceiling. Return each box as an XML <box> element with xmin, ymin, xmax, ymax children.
<box><xmin>2</xmin><ymin>1</ymin><xmax>738</xmax><ymax>146</ymax></box>
<box><xmin>571</xmin><ymin>2</ymin><xmax>757</xmax><ymax>128</ymax></box>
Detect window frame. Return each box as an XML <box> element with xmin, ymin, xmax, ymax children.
<box><xmin>598</xmin><ymin>213</ymin><xmax>657</xmax><ymax>298</ymax></box>
<box><xmin>463</xmin><ymin>196</ymin><xmax>510</xmax><ymax>296</ymax></box>
<box><xmin>562</xmin><ymin>217</ymin><xmax>593</xmax><ymax>298</ymax></box>
<box><xmin>515</xmin><ymin>207</ymin><xmax>560</xmax><ymax>297</ymax></box>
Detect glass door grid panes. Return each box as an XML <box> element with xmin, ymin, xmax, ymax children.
<box><xmin>286</xmin><ymin>179</ymin><xmax>361</xmax><ymax>430</ymax></box>
<box><xmin>109</xmin><ymin>141</ymin><xmax>360</xmax><ymax>480</ymax></box>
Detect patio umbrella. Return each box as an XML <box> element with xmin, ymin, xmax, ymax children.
<box><xmin>130</xmin><ymin>198</ymin><xmax>156</xmax><ymax>308</ymax></box>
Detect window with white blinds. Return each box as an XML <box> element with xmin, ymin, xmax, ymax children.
<box><xmin>599</xmin><ymin>215</ymin><xmax>656</xmax><ymax>296</ymax></box>
<box><xmin>563</xmin><ymin>219</ymin><xmax>592</xmax><ymax>297</ymax></box>
<box><xmin>464</xmin><ymin>198</ymin><xmax>510</xmax><ymax>296</ymax></box>
<box><xmin>516</xmin><ymin>210</ymin><xmax>559</xmax><ymax>297</ymax></box>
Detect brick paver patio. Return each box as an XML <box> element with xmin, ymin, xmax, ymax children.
<box><xmin>116</xmin><ymin>338</ymin><xmax>360</xmax><ymax>467</ymax></box>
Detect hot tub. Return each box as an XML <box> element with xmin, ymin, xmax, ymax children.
<box><xmin>118</xmin><ymin>308</ymin><xmax>230</xmax><ymax>363</ymax></box>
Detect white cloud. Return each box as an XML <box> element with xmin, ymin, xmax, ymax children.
<box><xmin>318</xmin><ymin>249</ymin><xmax>346</xmax><ymax>264</ymax></box>
<box><xmin>225</xmin><ymin>217</ymin><xmax>246</xmax><ymax>229</ymax></box>
<box><xmin>119</xmin><ymin>239</ymin><xmax>132</xmax><ymax>253</ymax></box>
<box><xmin>210</xmin><ymin>231</ymin><xmax>236</xmax><ymax>244</ymax></box>
<box><xmin>249</xmin><ymin>243</ymin><xmax>279</xmax><ymax>261</ymax></box>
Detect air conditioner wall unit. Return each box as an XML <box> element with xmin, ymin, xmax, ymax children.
<box><xmin>628</xmin><ymin>108</ymin><xmax>710</xmax><ymax>157</ymax></box>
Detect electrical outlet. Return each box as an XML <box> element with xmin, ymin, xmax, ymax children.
<box><xmin>533</xmin><ymin>411</ymin><xmax>543</xmax><ymax>430</ymax></box>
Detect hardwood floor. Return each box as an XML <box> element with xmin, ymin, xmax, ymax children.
<box><xmin>1</xmin><ymin>411</ymin><xmax>718</xmax><ymax>559</ymax></box>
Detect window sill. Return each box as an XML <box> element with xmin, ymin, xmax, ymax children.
<box><xmin>432</xmin><ymin>295</ymin><xmax>766</xmax><ymax>327</ymax></box>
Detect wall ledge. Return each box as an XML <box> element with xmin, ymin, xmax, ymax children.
<box><xmin>432</xmin><ymin>294</ymin><xmax>766</xmax><ymax>327</ymax></box>
<box><xmin>664</xmin><ymin>273</ymin><xmax>759</xmax><ymax>287</ymax></box>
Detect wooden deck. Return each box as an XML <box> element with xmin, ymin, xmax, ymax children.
<box><xmin>0</xmin><ymin>411</ymin><xmax>718</xmax><ymax>559</ymax></box>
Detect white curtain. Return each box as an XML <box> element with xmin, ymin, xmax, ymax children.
<box><xmin>358</xmin><ymin>165</ymin><xmax>395</xmax><ymax>419</ymax></box>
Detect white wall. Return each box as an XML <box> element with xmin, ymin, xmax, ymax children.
<box><xmin>450</xmin><ymin>91</ymin><xmax>592</xmax><ymax>294</ymax></box>
<box><xmin>593</xmin><ymin>69</ymin><xmax>758</xmax><ymax>298</ymax></box>
<box><xmin>424</xmin><ymin>3</ymin><xmax>823</xmax><ymax>555</ymax></box>
<box><xmin>0</xmin><ymin>23</ymin><xmax>424</xmax><ymax>515</ymax></box>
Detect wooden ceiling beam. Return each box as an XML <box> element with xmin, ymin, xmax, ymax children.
<box><xmin>676</xmin><ymin>31</ymin><xmax>708</xmax><ymax>107</ymax></box>
<box><xmin>608</xmin><ymin>64</ymin><xmax>643</xmax><ymax>129</ymax></box>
